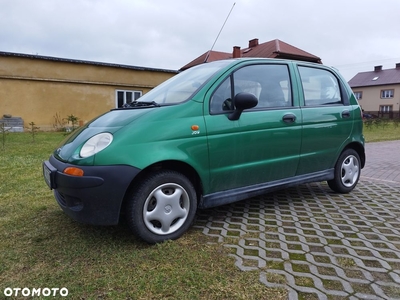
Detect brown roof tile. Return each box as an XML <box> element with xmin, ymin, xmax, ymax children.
<box><xmin>180</xmin><ymin>50</ymin><xmax>231</xmax><ymax>70</ymax></box>
<box><xmin>180</xmin><ymin>38</ymin><xmax>321</xmax><ymax>70</ymax></box>
<box><xmin>241</xmin><ymin>39</ymin><xmax>321</xmax><ymax>61</ymax></box>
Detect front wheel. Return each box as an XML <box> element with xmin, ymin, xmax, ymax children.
<box><xmin>328</xmin><ymin>149</ymin><xmax>361</xmax><ymax>193</ymax></box>
<box><xmin>126</xmin><ymin>170</ymin><xmax>197</xmax><ymax>244</ymax></box>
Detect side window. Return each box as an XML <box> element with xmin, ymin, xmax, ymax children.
<box><xmin>234</xmin><ymin>64</ymin><xmax>291</xmax><ymax>109</ymax></box>
<box><xmin>210</xmin><ymin>76</ymin><xmax>233</xmax><ymax>114</ymax></box>
<box><xmin>298</xmin><ymin>67</ymin><xmax>342</xmax><ymax>106</ymax></box>
<box><xmin>210</xmin><ymin>64</ymin><xmax>292</xmax><ymax>114</ymax></box>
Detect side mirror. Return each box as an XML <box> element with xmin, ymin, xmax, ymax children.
<box><xmin>228</xmin><ymin>92</ymin><xmax>258</xmax><ymax>120</ymax></box>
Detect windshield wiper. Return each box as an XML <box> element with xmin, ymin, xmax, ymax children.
<box><xmin>122</xmin><ymin>101</ymin><xmax>160</xmax><ymax>108</ymax></box>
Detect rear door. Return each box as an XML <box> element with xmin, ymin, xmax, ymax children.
<box><xmin>204</xmin><ymin>63</ymin><xmax>302</xmax><ymax>194</ymax></box>
<box><xmin>296</xmin><ymin>65</ymin><xmax>354</xmax><ymax>175</ymax></box>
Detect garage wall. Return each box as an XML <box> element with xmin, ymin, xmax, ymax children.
<box><xmin>0</xmin><ymin>53</ymin><xmax>177</xmax><ymax>130</ymax></box>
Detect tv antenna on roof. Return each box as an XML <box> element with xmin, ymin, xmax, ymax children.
<box><xmin>204</xmin><ymin>2</ymin><xmax>236</xmax><ymax>63</ymax></box>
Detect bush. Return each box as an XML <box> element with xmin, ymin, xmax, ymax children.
<box><xmin>53</xmin><ymin>113</ymin><xmax>80</xmax><ymax>132</ymax></box>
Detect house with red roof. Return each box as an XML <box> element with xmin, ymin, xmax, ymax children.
<box><xmin>180</xmin><ymin>38</ymin><xmax>322</xmax><ymax>70</ymax></box>
<box><xmin>349</xmin><ymin>64</ymin><xmax>400</xmax><ymax>119</ymax></box>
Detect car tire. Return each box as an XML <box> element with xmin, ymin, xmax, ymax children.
<box><xmin>126</xmin><ymin>170</ymin><xmax>197</xmax><ymax>244</ymax></box>
<box><xmin>328</xmin><ymin>148</ymin><xmax>361</xmax><ymax>193</ymax></box>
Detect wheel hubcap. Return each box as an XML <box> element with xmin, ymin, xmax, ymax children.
<box><xmin>143</xmin><ymin>183</ymin><xmax>190</xmax><ymax>235</ymax></box>
<box><xmin>341</xmin><ymin>155</ymin><xmax>359</xmax><ymax>187</ymax></box>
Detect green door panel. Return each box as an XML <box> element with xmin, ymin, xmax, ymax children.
<box><xmin>297</xmin><ymin>106</ymin><xmax>354</xmax><ymax>174</ymax></box>
<box><xmin>296</xmin><ymin>65</ymin><xmax>354</xmax><ymax>175</ymax></box>
<box><xmin>204</xmin><ymin>109</ymin><xmax>302</xmax><ymax>193</ymax></box>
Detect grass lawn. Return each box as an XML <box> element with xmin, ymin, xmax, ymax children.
<box><xmin>363</xmin><ymin>119</ymin><xmax>400</xmax><ymax>142</ymax></box>
<box><xmin>1</xmin><ymin>120</ymin><xmax>398</xmax><ymax>299</ymax></box>
<box><xmin>0</xmin><ymin>132</ymin><xmax>286</xmax><ymax>299</ymax></box>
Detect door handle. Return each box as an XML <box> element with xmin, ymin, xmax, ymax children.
<box><xmin>282</xmin><ymin>113</ymin><xmax>296</xmax><ymax>123</ymax></box>
<box><xmin>342</xmin><ymin>110</ymin><xmax>350</xmax><ymax>118</ymax></box>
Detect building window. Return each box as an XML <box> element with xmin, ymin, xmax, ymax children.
<box><xmin>380</xmin><ymin>105</ymin><xmax>392</xmax><ymax>113</ymax></box>
<box><xmin>116</xmin><ymin>90</ymin><xmax>142</xmax><ymax>108</ymax></box>
<box><xmin>381</xmin><ymin>89</ymin><xmax>394</xmax><ymax>99</ymax></box>
<box><xmin>354</xmin><ymin>91</ymin><xmax>362</xmax><ymax>100</ymax></box>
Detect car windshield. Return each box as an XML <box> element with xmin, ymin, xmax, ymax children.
<box><xmin>136</xmin><ymin>60</ymin><xmax>232</xmax><ymax>105</ymax></box>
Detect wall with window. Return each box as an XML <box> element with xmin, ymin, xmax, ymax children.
<box><xmin>0</xmin><ymin>54</ymin><xmax>177</xmax><ymax>130</ymax></box>
<box><xmin>352</xmin><ymin>85</ymin><xmax>400</xmax><ymax>118</ymax></box>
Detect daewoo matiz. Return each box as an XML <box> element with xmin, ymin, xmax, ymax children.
<box><xmin>43</xmin><ymin>58</ymin><xmax>365</xmax><ymax>243</ymax></box>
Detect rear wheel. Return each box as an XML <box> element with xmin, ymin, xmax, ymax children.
<box><xmin>328</xmin><ymin>149</ymin><xmax>361</xmax><ymax>193</ymax></box>
<box><xmin>126</xmin><ymin>170</ymin><xmax>197</xmax><ymax>244</ymax></box>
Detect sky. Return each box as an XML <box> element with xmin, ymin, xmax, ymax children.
<box><xmin>1</xmin><ymin>0</ymin><xmax>400</xmax><ymax>81</ymax></box>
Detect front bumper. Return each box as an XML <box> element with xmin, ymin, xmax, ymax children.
<box><xmin>43</xmin><ymin>155</ymin><xmax>141</xmax><ymax>225</ymax></box>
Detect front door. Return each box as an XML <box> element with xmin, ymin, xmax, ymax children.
<box><xmin>204</xmin><ymin>63</ymin><xmax>302</xmax><ymax>194</ymax></box>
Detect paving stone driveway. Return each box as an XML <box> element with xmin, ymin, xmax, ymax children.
<box><xmin>194</xmin><ymin>141</ymin><xmax>400</xmax><ymax>299</ymax></box>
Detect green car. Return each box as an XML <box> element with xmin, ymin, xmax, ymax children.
<box><xmin>43</xmin><ymin>58</ymin><xmax>365</xmax><ymax>244</ymax></box>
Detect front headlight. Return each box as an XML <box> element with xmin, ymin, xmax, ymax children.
<box><xmin>80</xmin><ymin>133</ymin><xmax>113</xmax><ymax>158</ymax></box>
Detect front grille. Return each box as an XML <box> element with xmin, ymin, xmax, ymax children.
<box><xmin>55</xmin><ymin>191</ymin><xmax>83</xmax><ymax>211</ymax></box>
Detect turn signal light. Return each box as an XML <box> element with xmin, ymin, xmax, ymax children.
<box><xmin>191</xmin><ymin>125</ymin><xmax>199</xmax><ymax>131</ymax></box>
<box><xmin>64</xmin><ymin>167</ymin><xmax>84</xmax><ymax>176</ymax></box>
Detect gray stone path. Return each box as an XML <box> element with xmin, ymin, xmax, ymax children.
<box><xmin>194</xmin><ymin>141</ymin><xmax>400</xmax><ymax>299</ymax></box>
<box><xmin>361</xmin><ymin>140</ymin><xmax>400</xmax><ymax>184</ymax></box>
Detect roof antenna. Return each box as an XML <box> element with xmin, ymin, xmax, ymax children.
<box><xmin>204</xmin><ymin>2</ymin><xmax>236</xmax><ymax>63</ymax></box>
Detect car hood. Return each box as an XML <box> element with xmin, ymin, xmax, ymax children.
<box><xmin>88</xmin><ymin>109</ymin><xmax>154</xmax><ymax>128</ymax></box>
<box><xmin>54</xmin><ymin>109</ymin><xmax>153</xmax><ymax>163</ymax></box>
